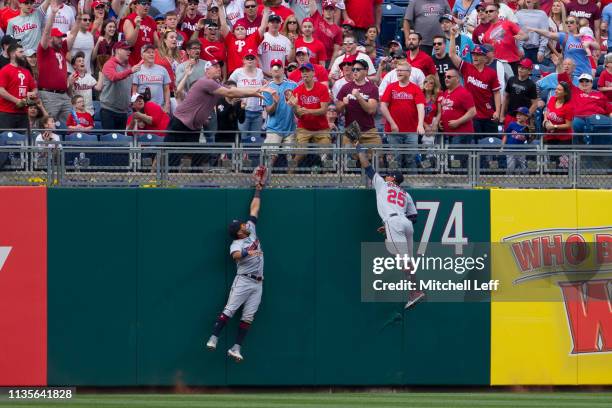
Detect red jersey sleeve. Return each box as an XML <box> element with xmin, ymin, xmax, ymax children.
<box><xmin>66</xmin><ymin>114</ymin><xmax>77</xmax><ymax>127</ymax></box>
<box><xmin>461</xmin><ymin>88</ymin><xmax>475</xmax><ymax>110</ymax></box>
<box><xmin>414</xmin><ymin>86</ymin><xmax>426</xmax><ymax>105</ymax></box>
<box><xmin>0</xmin><ymin>66</ymin><xmax>10</xmax><ymax>89</ymax></box>
<box><xmin>381</xmin><ymin>84</ymin><xmax>392</xmax><ymax>103</ymax></box>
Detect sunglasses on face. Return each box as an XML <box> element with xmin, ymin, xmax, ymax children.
<box><xmin>445</xmin><ymin>75</ymin><xmax>456</xmax><ymax>79</ymax></box>
<box><xmin>245</xmin><ymin>56</ymin><xmax>255</xmax><ymax>60</ymax></box>
<box><xmin>245</xmin><ymin>4</ymin><xmax>257</xmax><ymax>8</ymax></box>
<box><xmin>567</xmin><ymin>20</ymin><xmax>576</xmax><ymax>24</ymax></box>
<box><xmin>433</xmin><ymin>42</ymin><xmax>444</xmax><ymax>46</ymax></box>
<box><xmin>287</xmin><ymin>21</ymin><xmax>298</xmax><ymax>24</ymax></box>
<box><xmin>579</xmin><ymin>79</ymin><xmax>592</xmax><ymax>82</ymax></box>
<box><xmin>95</xmin><ymin>4</ymin><xmax>105</xmax><ymax>8</ymax></box>
<box><xmin>138</xmin><ymin>1</ymin><xmax>152</xmax><ymax>5</ymax></box>
<box><xmin>352</xmin><ymin>67</ymin><xmax>364</xmax><ymax>72</ymax></box>
<box><xmin>485</xmin><ymin>9</ymin><xmax>497</xmax><ymax>13</ymax></box>
<box><xmin>82</xmin><ymin>18</ymin><xmax>91</xmax><ymax>21</ymax></box>
<box><xmin>343</xmin><ymin>42</ymin><xmax>354</xmax><ymax>45</ymax></box>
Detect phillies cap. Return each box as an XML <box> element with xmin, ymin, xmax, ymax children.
<box><xmin>244</xmin><ymin>48</ymin><xmax>257</xmax><ymax>57</ymax></box>
<box><xmin>268</xmin><ymin>14</ymin><xmax>282</xmax><ymax>22</ymax></box>
<box><xmin>519</xmin><ymin>58</ymin><xmax>534</xmax><ymax>69</ymax></box>
<box><xmin>50</xmin><ymin>28</ymin><xmax>67</xmax><ymax>38</ymax></box>
<box><xmin>299</xmin><ymin>62</ymin><xmax>314</xmax><ymax>71</ymax></box>
<box><xmin>270</xmin><ymin>58</ymin><xmax>283</xmax><ymax>68</ymax></box>
<box><xmin>204</xmin><ymin>59</ymin><xmax>223</xmax><ymax>70</ymax></box>
<box><xmin>302</xmin><ymin>17</ymin><xmax>314</xmax><ymax>25</ymax></box>
<box><xmin>130</xmin><ymin>93</ymin><xmax>145</xmax><ymax>103</ymax></box>
<box><xmin>322</xmin><ymin>0</ymin><xmax>335</xmax><ymax>8</ymax></box>
<box><xmin>515</xmin><ymin>107</ymin><xmax>530</xmax><ymax>116</ymax></box>
<box><xmin>481</xmin><ymin>43</ymin><xmax>494</xmax><ymax>54</ymax></box>
<box><xmin>342</xmin><ymin>20</ymin><xmax>354</xmax><ymax>27</ymax></box>
<box><xmin>471</xmin><ymin>45</ymin><xmax>487</xmax><ymax>55</ymax></box>
<box><xmin>578</xmin><ymin>73</ymin><xmax>593</xmax><ymax>81</ymax></box>
<box><xmin>295</xmin><ymin>46</ymin><xmax>311</xmax><ymax>55</ymax></box>
<box><xmin>92</xmin><ymin>0</ymin><xmax>106</xmax><ymax>8</ymax></box>
<box><xmin>439</xmin><ymin>14</ymin><xmax>454</xmax><ymax>23</ymax></box>
<box><xmin>113</xmin><ymin>40</ymin><xmax>132</xmax><ymax>51</ymax></box>
<box><xmin>233</xmin><ymin>21</ymin><xmax>246</xmax><ymax>30</ymax></box>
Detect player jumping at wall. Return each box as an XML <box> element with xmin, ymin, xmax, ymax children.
<box><xmin>205</xmin><ymin>170</ymin><xmax>267</xmax><ymax>362</ymax></box>
<box><xmin>353</xmin><ymin>140</ymin><xmax>425</xmax><ymax>309</ymax></box>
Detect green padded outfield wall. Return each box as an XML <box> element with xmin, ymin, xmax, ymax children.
<box><xmin>47</xmin><ymin>188</ymin><xmax>490</xmax><ymax>386</ymax></box>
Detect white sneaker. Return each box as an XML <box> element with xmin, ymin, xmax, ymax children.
<box><xmin>205</xmin><ymin>335</ymin><xmax>218</xmax><ymax>350</ymax></box>
<box><xmin>405</xmin><ymin>291</ymin><xmax>426</xmax><ymax>309</ymax></box>
<box><xmin>228</xmin><ymin>345</ymin><xmax>244</xmax><ymax>362</ymax></box>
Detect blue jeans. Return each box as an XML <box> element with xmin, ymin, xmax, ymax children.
<box><xmin>100</xmin><ymin>108</ymin><xmax>127</xmax><ymax>132</ymax></box>
<box><xmin>473</xmin><ymin>118</ymin><xmax>499</xmax><ymax>141</ymax></box>
<box><xmin>387</xmin><ymin>133</ymin><xmax>418</xmax><ymax>170</ymax></box>
<box><xmin>239</xmin><ymin>110</ymin><xmax>263</xmax><ymax>143</ymax></box>
<box><xmin>446</xmin><ymin>134</ymin><xmax>472</xmax><ymax>169</ymax></box>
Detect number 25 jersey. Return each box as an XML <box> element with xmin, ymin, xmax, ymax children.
<box><xmin>373</xmin><ymin>173</ymin><xmax>417</xmax><ymax>221</ymax></box>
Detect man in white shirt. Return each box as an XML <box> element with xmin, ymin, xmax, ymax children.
<box><xmin>258</xmin><ymin>14</ymin><xmax>293</xmax><ymax>77</ymax></box>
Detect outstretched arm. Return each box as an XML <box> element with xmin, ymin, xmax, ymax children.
<box><xmin>355</xmin><ymin>142</ymin><xmax>375</xmax><ymax>179</ymax></box>
<box><xmin>249</xmin><ymin>184</ymin><xmax>262</xmax><ymax>218</ymax></box>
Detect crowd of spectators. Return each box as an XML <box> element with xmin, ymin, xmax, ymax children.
<box><xmin>0</xmin><ymin>0</ymin><xmax>610</xmax><ymax>171</ymax></box>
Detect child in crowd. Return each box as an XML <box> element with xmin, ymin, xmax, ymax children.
<box><xmin>34</xmin><ymin>116</ymin><xmax>61</xmax><ymax>164</ymax></box>
<box><xmin>503</xmin><ymin>107</ymin><xmax>531</xmax><ymax>171</ymax></box>
<box><xmin>66</xmin><ymin>95</ymin><xmax>95</xmax><ymax>132</ymax></box>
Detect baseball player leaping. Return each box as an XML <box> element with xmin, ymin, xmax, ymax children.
<box><xmin>354</xmin><ymin>141</ymin><xmax>425</xmax><ymax>309</ymax></box>
<box><xmin>206</xmin><ymin>182</ymin><xmax>265</xmax><ymax>363</ymax></box>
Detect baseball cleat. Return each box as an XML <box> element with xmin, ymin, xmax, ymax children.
<box><xmin>205</xmin><ymin>335</ymin><xmax>218</xmax><ymax>350</ymax></box>
<box><xmin>228</xmin><ymin>346</ymin><xmax>244</xmax><ymax>363</ymax></box>
<box><xmin>404</xmin><ymin>291</ymin><xmax>426</xmax><ymax>309</ymax></box>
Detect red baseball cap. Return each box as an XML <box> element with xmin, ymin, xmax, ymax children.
<box><xmin>342</xmin><ymin>20</ymin><xmax>354</xmax><ymax>27</ymax></box>
<box><xmin>302</xmin><ymin>17</ymin><xmax>314</xmax><ymax>25</ymax></box>
<box><xmin>233</xmin><ymin>21</ymin><xmax>246</xmax><ymax>30</ymax></box>
<box><xmin>270</xmin><ymin>59</ymin><xmax>283</xmax><ymax>68</ymax></box>
<box><xmin>322</xmin><ymin>0</ymin><xmax>335</xmax><ymax>8</ymax></box>
<box><xmin>92</xmin><ymin>0</ymin><xmax>105</xmax><ymax>8</ymax></box>
<box><xmin>50</xmin><ymin>28</ymin><xmax>66</xmax><ymax>38</ymax></box>
<box><xmin>244</xmin><ymin>48</ymin><xmax>257</xmax><ymax>58</ymax></box>
<box><xmin>113</xmin><ymin>40</ymin><xmax>132</xmax><ymax>51</ymax></box>
<box><xmin>518</xmin><ymin>58</ymin><xmax>534</xmax><ymax>70</ymax></box>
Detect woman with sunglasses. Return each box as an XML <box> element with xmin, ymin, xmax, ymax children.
<box><xmin>528</xmin><ymin>17</ymin><xmax>591</xmax><ymax>79</ymax></box>
<box><xmin>90</xmin><ymin>0</ymin><xmax>108</xmax><ymax>38</ymax></box>
<box><xmin>123</xmin><ymin>0</ymin><xmax>159</xmax><ymax>66</ymax></box>
<box><xmin>280</xmin><ymin>15</ymin><xmax>301</xmax><ymax>43</ymax></box>
<box><xmin>67</xmin><ymin>8</ymin><xmax>95</xmax><ymax>74</ymax></box>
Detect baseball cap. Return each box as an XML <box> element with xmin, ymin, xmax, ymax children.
<box><xmin>302</xmin><ymin>17</ymin><xmax>314</xmax><ymax>25</ymax></box>
<box><xmin>387</xmin><ymin>39</ymin><xmax>401</xmax><ymax>47</ymax></box>
<box><xmin>24</xmin><ymin>48</ymin><xmax>35</xmax><ymax>57</ymax></box>
<box><xmin>141</xmin><ymin>43</ymin><xmax>156</xmax><ymax>53</ymax></box>
<box><xmin>205</xmin><ymin>21</ymin><xmax>219</xmax><ymax>28</ymax></box>
<box><xmin>385</xmin><ymin>171</ymin><xmax>404</xmax><ymax>185</ymax></box>
<box><xmin>92</xmin><ymin>0</ymin><xmax>106</xmax><ymax>8</ymax></box>
<box><xmin>339</xmin><ymin>59</ymin><xmax>354</xmax><ymax>68</ymax></box>
<box><xmin>578</xmin><ymin>73</ymin><xmax>593</xmax><ymax>81</ymax></box>
<box><xmin>113</xmin><ymin>40</ymin><xmax>132</xmax><ymax>51</ymax></box>
<box><xmin>228</xmin><ymin>220</ymin><xmax>243</xmax><ymax>239</ymax></box>
<box><xmin>299</xmin><ymin>62</ymin><xmax>314</xmax><ymax>71</ymax></box>
<box><xmin>515</xmin><ymin>106</ymin><xmax>530</xmax><ymax>116</ymax></box>
<box><xmin>471</xmin><ymin>45</ymin><xmax>487</xmax><ymax>55</ymax></box>
<box><xmin>208</xmin><ymin>3</ymin><xmax>219</xmax><ymax>9</ymax></box>
<box><xmin>50</xmin><ymin>28</ymin><xmax>66</xmax><ymax>38</ymax></box>
<box><xmin>204</xmin><ymin>59</ymin><xmax>222</xmax><ymax>70</ymax></box>
<box><xmin>322</xmin><ymin>0</ymin><xmax>335</xmax><ymax>8</ymax></box>
<box><xmin>519</xmin><ymin>58</ymin><xmax>534</xmax><ymax>69</ymax></box>
<box><xmin>270</xmin><ymin>58</ymin><xmax>283</xmax><ymax>68</ymax></box>
<box><xmin>342</xmin><ymin>20</ymin><xmax>354</xmax><ymax>27</ymax></box>
<box><xmin>268</xmin><ymin>14</ymin><xmax>282</xmax><ymax>22</ymax></box>
<box><xmin>244</xmin><ymin>48</ymin><xmax>257</xmax><ymax>58</ymax></box>
<box><xmin>0</xmin><ymin>35</ymin><xmax>17</xmax><ymax>47</ymax></box>
<box><xmin>439</xmin><ymin>14</ymin><xmax>454</xmax><ymax>23</ymax></box>
<box><xmin>233</xmin><ymin>21</ymin><xmax>246</xmax><ymax>30</ymax></box>
<box><xmin>481</xmin><ymin>43</ymin><xmax>494</xmax><ymax>54</ymax></box>
<box><xmin>130</xmin><ymin>93</ymin><xmax>144</xmax><ymax>103</ymax></box>
<box><xmin>154</xmin><ymin>13</ymin><xmax>165</xmax><ymax>21</ymax></box>
<box><xmin>295</xmin><ymin>46</ymin><xmax>310</xmax><ymax>55</ymax></box>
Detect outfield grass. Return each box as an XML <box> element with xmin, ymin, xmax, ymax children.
<box><xmin>1</xmin><ymin>392</ymin><xmax>611</xmax><ymax>408</ymax></box>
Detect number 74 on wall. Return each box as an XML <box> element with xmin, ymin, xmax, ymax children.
<box><xmin>416</xmin><ymin>202</ymin><xmax>468</xmax><ymax>256</ymax></box>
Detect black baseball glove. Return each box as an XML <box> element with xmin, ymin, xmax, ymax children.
<box><xmin>344</xmin><ymin>120</ymin><xmax>361</xmax><ymax>143</ymax></box>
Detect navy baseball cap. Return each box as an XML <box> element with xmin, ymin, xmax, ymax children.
<box><xmin>386</xmin><ymin>171</ymin><xmax>404</xmax><ymax>185</ymax></box>
<box><xmin>515</xmin><ymin>107</ymin><xmax>530</xmax><ymax>116</ymax></box>
<box><xmin>299</xmin><ymin>63</ymin><xmax>314</xmax><ymax>71</ymax></box>
<box><xmin>471</xmin><ymin>45</ymin><xmax>487</xmax><ymax>55</ymax></box>
<box><xmin>228</xmin><ymin>220</ymin><xmax>243</xmax><ymax>239</ymax></box>
<box><xmin>439</xmin><ymin>14</ymin><xmax>454</xmax><ymax>23</ymax></box>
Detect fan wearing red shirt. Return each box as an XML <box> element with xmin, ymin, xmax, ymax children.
<box><xmin>288</xmin><ymin>47</ymin><xmax>329</xmax><ymax>86</ymax></box>
<box><xmin>219</xmin><ymin>5</ymin><xmax>268</xmax><ymax>75</ymax></box>
<box><xmin>381</xmin><ymin>61</ymin><xmax>426</xmax><ymax>169</ymax></box>
<box><xmin>179</xmin><ymin>0</ymin><xmax>204</xmax><ymax>40</ymax></box>
<box><xmin>569</xmin><ymin>73</ymin><xmax>611</xmax><ymax>139</ymax></box>
<box><xmin>543</xmin><ymin>82</ymin><xmax>574</xmax><ymax>144</ymax></box>
<box><xmin>66</xmin><ymin>95</ymin><xmax>94</xmax><ymax>131</ymax></box>
<box><xmin>405</xmin><ymin>32</ymin><xmax>437</xmax><ymax>78</ymax></box>
<box><xmin>482</xmin><ymin>2</ymin><xmax>528</xmax><ymax>72</ymax></box>
<box><xmin>435</xmin><ymin>68</ymin><xmax>476</xmax><ymax>144</ymax></box>
<box><xmin>309</xmin><ymin>0</ymin><xmax>342</xmax><ymax>64</ymax></box>
<box><xmin>343</xmin><ymin>0</ymin><xmax>383</xmax><ymax>33</ymax></box>
<box><xmin>289</xmin><ymin>63</ymin><xmax>331</xmax><ymax>168</ymax></box>
<box><xmin>0</xmin><ymin>0</ymin><xmax>19</xmax><ymax>33</ymax></box>
<box><xmin>295</xmin><ymin>18</ymin><xmax>327</xmax><ymax>65</ymax></box>
<box><xmin>122</xmin><ymin>0</ymin><xmax>159</xmax><ymax>66</ymax></box>
<box><xmin>126</xmin><ymin>94</ymin><xmax>170</xmax><ymax>137</ymax></box>
<box><xmin>597</xmin><ymin>55</ymin><xmax>612</xmax><ymax>102</ymax></box>
<box><xmin>38</xmin><ymin>5</ymin><xmax>73</xmax><ymax>125</ymax></box>
<box><xmin>235</xmin><ymin>0</ymin><xmax>262</xmax><ymax>36</ymax></box>
<box><xmin>193</xmin><ymin>21</ymin><xmax>226</xmax><ymax>63</ymax></box>
<box><xmin>449</xmin><ymin>34</ymin><xmax>501</xmax><ymax>139</ymax></box>
<box><xmin>0</xmin><ymin>42</ymin><xmax>37</xmax><ymax>130</ymax></box>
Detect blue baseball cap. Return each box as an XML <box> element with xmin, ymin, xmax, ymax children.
<box><xmin>515</xmin><ymin>107</ymin><xmax>530</xmax><ymax>116</ymax></box>
<box><xmin>471</xmin><ymin>45</ymin><xmax>487</xmax><ymax>55</ymax></box>
<box><xmin>299</xmin><ymin>63</ymin><xmax>314</xmax><ymax>71</ymax></box>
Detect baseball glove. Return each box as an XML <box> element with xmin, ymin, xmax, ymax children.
<box><xmin>253</xmin><ymin>165</ymin><xmax>268</xmax><ymax>187</ymax></box>
<box><xmin>344</xmin><ymin>120</ymin><xmax>361</xmax><ymax>143</ymax></box>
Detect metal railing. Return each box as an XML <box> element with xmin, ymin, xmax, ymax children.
<box><xmin>0</xmin><ymin>139</ymin><xmax>610</xmax><ymax>188</ymax></box>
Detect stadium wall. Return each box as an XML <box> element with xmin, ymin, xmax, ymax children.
<box><xmin>0</xmin><ymin>187</ymin><xmax>609</xmax><ymax>386</ymax></box>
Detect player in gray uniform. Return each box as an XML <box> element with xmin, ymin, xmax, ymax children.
<box><xmin>205</xmin><ymin>183</ymin><xmax>264</xmax><ymax>362</ymax></box>
<box><xmin>354</xmin><ymin>142</ymin><xmax>425</xmax><ymax>309</ymax></box>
